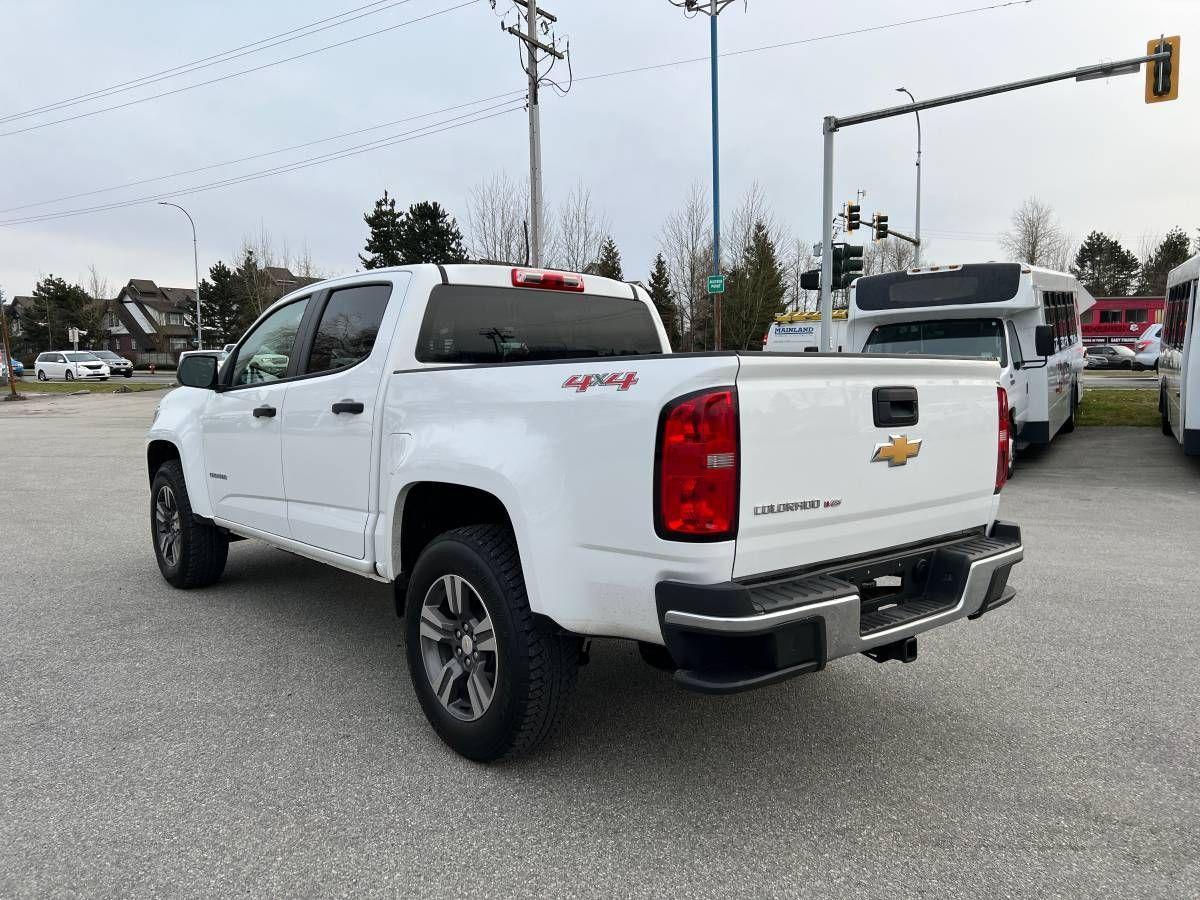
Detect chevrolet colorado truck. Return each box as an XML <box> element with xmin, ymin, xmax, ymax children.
<box><xmin>147</xmin><ymin>264</ymin><xmax>1023</xmax><ymax>761</ymax></box>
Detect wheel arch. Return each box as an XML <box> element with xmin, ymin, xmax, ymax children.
<box><xmin>392</xmin><ymin>482</ymin><xmax>516</xmax><ymax>585</ymax></box>
<box><xmin>147</xmin><ymin>439</ymin><xmax>181</xmax><ymax>483</ymax></box>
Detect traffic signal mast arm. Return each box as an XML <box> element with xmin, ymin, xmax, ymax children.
<box><xmin>818</xmin><ymin>38</ymin><xmax>1178</xmax><ymax>350</ymax></box>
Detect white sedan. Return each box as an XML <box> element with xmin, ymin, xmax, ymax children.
<box><xmin>34</xmin><ymin>351</ymin><xmax>110</xmax><ymax>381</ymax></box>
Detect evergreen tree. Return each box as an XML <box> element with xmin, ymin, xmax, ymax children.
<box><xmin>17</xmin><ymin>275</ymin><xmax>94</xmax><ymax>351</ymax></box>
<box><xmin>647</xmin><ymin>253</ymin><xmax>678</xmax><ymax>350</ymax></box>
<box><xmin>396</xmin><ymin>200</ymin><xmax>467</xmax><ymax>264</ymax></box>
<box><xmin>199</xmin><ymin>261</ymin><xmax>243</xmax><ymax>347</ymax></box>
<box><xmin>591</xmin><ymin>236</ymin><xmax>624</xmax><ymax>279</ymax></box>
<box><xmin>1138</xmin><ymin>227</ymin><xmax>1192</xmax><ymax>295</ymax></box>
<box><xmin>721</xmin><ymin>222</ymin><xmax>787</xmax><ymax>350</ymax></box>
<box><xmin>359</xmin><ymin>190</ymin><xmax>404</xmax><ymax>269</ymax></box>
<box><xmin>1070</xmin><ymin>231</ymin><xmax>1140</xmax><ymax>296</ymax></box>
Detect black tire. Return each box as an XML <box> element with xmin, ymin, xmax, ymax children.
<box><xmin>1162</xmin><ymin>389</ymin><xmax>1174</xmax><ymax>436</ymax></box>
<box><xmin>124</xmin><ymin>371</ymin><xmax>133</xmax><ymax>378</ymax></box>
<box><xmin>150</xmin><ymin>460</ymin><xmax>228</xmax><ymax>589</ymax></box>
<box><xmin>404</xmin><ymin>524</ymin><xmax>580</xmax><ymax>762</ymax></box>
<box><xmin>64</xmin><ymin>370</ymin><xmax>74</xmax><ymax>382</ymax></box>
<box><xmin>1060</xmin><ymin>383</ymin><xmax>1077</xmax><ymax>434</ymax></box>
<box><xmin>37</xmin><ymin>369</ymin><xmax>47</xmax><ymax>382</ymax></box>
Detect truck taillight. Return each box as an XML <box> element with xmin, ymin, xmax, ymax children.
<box><xmin>1134</xmin><ymin>339</ymin><xmax>1150</xmax><ymax>351</ymax></box>
<box><xmin>511</xmin><ymin>268</ymin><xmax>585</xmax><ymax>292</ymax></box>
<box><xmin>996</xmin><ymin>386</ymin><xmax>1010</xmax><ymax>494</ymax></box>
<box><xmin>655</xmin><ymin>388</ymin><xmax>739</xmax><ymax>540</ymax></box>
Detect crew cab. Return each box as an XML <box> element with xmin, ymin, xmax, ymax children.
<box><xmin>146</xmin><ymin>264</ymin><xmax>1023</xmax><ymax>761</ymax></box>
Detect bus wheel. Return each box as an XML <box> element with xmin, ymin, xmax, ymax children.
<box><xmin>1061</xmin><ymin>385</ymin><xmax>1077</xmax><ymax>434</ymax></box>
<box><xmin>1162</xmin><ymin>389</ymin><xmax>1173</xmax><ymax>437</ymax></box>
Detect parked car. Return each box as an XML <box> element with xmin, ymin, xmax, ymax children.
<box><xmin>1085</xmin><ymin>344</ymin><xmax>1136</xmax><ymax>369</ymax></box>
<box><xmin>89</xmin><ymin>349</ymin><xmax>134</xmax><ymax>378</ymax></box>
<box><xmin>1132</xmin><ymin>324</ymin><xmax>1162</xmax><ymax>372</ymax></box>
<box><xmin>0</xmin><ymin>356</ymin><xmax>23</xmax><ymax>378</ymax></box>
<box><xmin>147</xmin><ymin>263</ymin><xmax>1024</xmax><ymax>761</ymax></box>
<box><xmin>35</xmin><ymin>351</ymin><xmax>111</xmax><ymax>381</ymax></box>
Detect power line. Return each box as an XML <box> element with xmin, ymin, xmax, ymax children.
<box><xmin>0</xmin><ymin>103</ymin><xmax>526</xmax><ymax>227</ymax></box>
<box><xmin>0</xmin><ymin>0</ymin><xmax>416</xmax><ymax>125</ymax></box>
<box><xmin>573</xmin><ymin>0</ymin><xmax>1034</xmax><ymax>84</ymax></box>
<box><xmin>0</xmin><ymin>90</ymin><xmax>526</xmax><ymax>214</ymax></box>
<box><xmin>0</xmin><ymin>0</ymin><xmax>482</xmax><ymax>139</ymax></box>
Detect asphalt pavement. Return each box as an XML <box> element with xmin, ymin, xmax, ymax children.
<box><xmin>1082</xmin><ymin>371</ymin><xmax>1158</xmax><ymax>390</ymax></box>
<box><xmin>1</xmin><ymin>392</ymin><xmax>1198</xmax><ymax>898</ymax></box>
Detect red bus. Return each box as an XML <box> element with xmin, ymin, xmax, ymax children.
<box><xmin>1081</xmin><ymin>296</ymin><xmax>1164</xmax><ymax>346</ymax></box>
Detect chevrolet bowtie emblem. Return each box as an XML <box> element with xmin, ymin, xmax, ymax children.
<box><xmin>872</xmin><ymin>434</ymin><xmax>922</xmax><ymax>466</ymax></box>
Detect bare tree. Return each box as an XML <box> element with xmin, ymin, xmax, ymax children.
<box><xmin>550</xmin><ymin>180</ymin><xmax>609</xmax><ymax>272</ymax></box>
<box><xmin>1000</xmin><ymin>197</ymin><xmax>1066</xmax><ymax>266</ymax></box>
<box><xmin>659</xmin><ymin>182</ymin><xmax>712</xmax><ymax>351</ymax></box>
<box><xmin>725</xmin><ymin>182</ymin><xmax>783</xmax><ymax>269</ymax></box>
<box><xmin>783</xmin><ymin>237</ymin><xmax>817</xmax><ymax>312</ymax></box>
<box><xmin>465</xmin><ymin>172</ymin><xmax>529</xmax><ymax>264</ymax></box>
<box><xmin>83</xmin><ymin>264</ymin><xmax>113</xmax><ymax>349</ymax></box>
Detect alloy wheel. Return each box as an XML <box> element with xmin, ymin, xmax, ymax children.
<box><xmin>418</xmin><ymin>574</ymin><xmax>499</xmax><ymax>722</ymax></box>
<box><xmin>155</xmin><ymin>485</ymin><xmax>182</xmax><ymax>567</ymax></box>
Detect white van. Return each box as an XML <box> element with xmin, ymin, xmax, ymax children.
<box><xmin>764</xmin><ymin>310</ymin><xmax>849</xmax><ymax>353</ymax></box>
<box><xmin>850</xmin><ymin>263</ymin><xmax>1093</xmax><ymax>461</ymax></box>
<box><xmin>1159</xmin><ymin>253</ymin><xmax>1198</xmax><ymax>455</ymax></box>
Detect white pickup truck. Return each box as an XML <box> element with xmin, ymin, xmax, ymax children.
<box><xmin>147</xmin><ymin>264</ymin><xmax>1023</xmax><ymax>760</ymax></box>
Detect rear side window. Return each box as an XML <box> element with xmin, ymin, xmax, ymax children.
<box><xmin>305</xmin><ymin>284</ymin><xmax>391</xmax><ymax>374</ymax></box>
<box><xmin>855</xmin><ymin>263</ymin><xmax>1022</xmax><ymax>310</ymax></box>
<box><xmin>415</xmin><ymin>285</ymin><xmax>662</xmax><ymax>364</ymax></box>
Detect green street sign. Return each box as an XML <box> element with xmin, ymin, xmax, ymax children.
<box><xmin>707</xmin><ymin>274</ymin><xmax>726</xmax><ymax>294</ymax></box>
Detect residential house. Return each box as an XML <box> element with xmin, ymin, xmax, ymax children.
<box><xmin>105</xmin><ymin>278</ymin><xmax>197</xmax><ymax>364</ymax></box>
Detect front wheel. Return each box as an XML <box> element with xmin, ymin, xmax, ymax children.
<box><xmin>64</xmin><ymin>370</ymin><xmax>74</xmax><ymax>382</ymax></box>
<box><xmin>1162</xmin><ymin>389</ymin><xmax>1174</xmax><ymax>437</ymax></box>
<box><xmin>124</xmin><ymin>371</ymin><xmax>133</xmax><ymax>378</ymax></box>
<box><xmin>150</xmin><ymin>460</ymin><xmax>228</xmax><ymax>588</ymax></box>
<box><xmin>405</xmin><ymin>524</ymin><xmax>580</xmax><ymax>762</ymax></box>
<box><xmin>1060</xmin><ymin>383</ymin><xmax>1077</xmax><ymax>434</ymax></box>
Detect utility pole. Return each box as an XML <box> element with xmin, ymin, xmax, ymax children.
<box><xmin>665</xmin><ymin>0</ymin><xmax>743</xmax><ymax>350</ymax></box>
<box><xmin>1</xmin><ymin>290</ymin><xmax>24</xmax><ymax>401</ymax></box>
<box><xmin>818</xmin><ymin>40</ymin><xmax>1178</xmax><ymax>352</ymax></box>
<box><xmin>502</xmin><ymin>1</ymin><xmax>565</xmax><ymax>268</ymax></box>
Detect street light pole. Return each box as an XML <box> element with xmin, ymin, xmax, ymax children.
<box><xmin>158</xmin><ymin>202</ymin><xmax>202</xmax><ymax>350</ymax></box>
<box><xmin>896</xmin><ymin>87</ymin><xmax>922</xmax><ymax>265</ymax></box>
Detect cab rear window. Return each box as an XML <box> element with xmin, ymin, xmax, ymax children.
<box><xmin>415</xmin><ymin>285</ymin><xmax>662</xmax><ymax>364</ymax></box>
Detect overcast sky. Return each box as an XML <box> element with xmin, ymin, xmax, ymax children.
<box><xmin>1</xmin><ymin>0</ymin><xmax>1196</xmax><ymax>297</ymax></box>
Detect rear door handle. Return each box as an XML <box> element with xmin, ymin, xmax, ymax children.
<box><xmin>332</xmin><ymin>400</ymin><xmax>364</xmax><ymax>415</ymax></box>
<box><xmin>252</xmin><ymin>405</ymin><xmax>276</xmax><ymax>418</ymax></box>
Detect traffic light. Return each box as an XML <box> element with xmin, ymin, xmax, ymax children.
<box><xmin>873</xmin><ymin>213</ymin><xmax>889</xmax><ymax>241</ymax></box>
<box><xmin>799</xmin><ymin>268</ymin><xmax>821</xmax><ymax>291</ymax></box>
<box><xmin>840</xmin><ymin>244</ymin><xmax>864</xmax><ymax>287</ymax></box>
<box><xmin>846</xmin><ymin>202</ymin><xmax>861</xmax><ymax>231</ymax></box>
<box><xmin>830</xmin><ymin>244</ymin><xmax>865</xmax><ymax>289</ymax></box>
<box><xmin>1145</xmin><ymin>35</ymin><xmax>1181</xmax><ymax>103</ymax></box>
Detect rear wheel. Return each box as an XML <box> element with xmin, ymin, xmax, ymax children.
<box><xmin>37</xmin><ymin>369</ymin><xmax>47</xmax><ymax>382</ymax></box>
<box><xmin>405</xmin><ymin>524</ymin><xmax>580</xmax><ymax>761</ymax></box>
<box><xmin>1060</xmin><ymin>382</ymin><xmax>1077</xmax><ymax>434</ymax></box>
<box><xmin>150</xmin><ymin>460</ymin><xmax>228</xmax><ymax>588</ymax></box>
<box><xmin>1162</xmin><ymin>389</ymin><xmax>1174</xmax><ymax>437</ymax></box>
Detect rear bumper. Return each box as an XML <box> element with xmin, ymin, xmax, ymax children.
<box><xmin>656</xmin><ymin>522</ymin><xmax>1023</xmax><ymax>694</ymax></box>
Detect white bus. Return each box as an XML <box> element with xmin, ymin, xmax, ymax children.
<box><xmin>1159</xmin><ymin>253</ymin><xmax>1199</xmax><ymax>455</ymax></box>
<box><xmin>849</xmin><ymin>263</ymin><xmax>1093</xmax><ymax>461</ymax></box>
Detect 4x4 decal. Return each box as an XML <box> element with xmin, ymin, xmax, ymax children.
<box><xmin>562</xmin><ymin>372</ymin><xmax>639</xmax><ymax>393</ymax></box>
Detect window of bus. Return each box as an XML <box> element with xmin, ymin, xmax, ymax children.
<box><xmin>1099</xmin><ymin>309</ymin><xmax>1122</xmax><ymax>324</ymax></box>
<box><xmin>1126</xmin><ymin>308</ymin><xmax>1148</xmax><ymax>325</ymax></box>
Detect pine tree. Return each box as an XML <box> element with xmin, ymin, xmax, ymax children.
<box><xmin>721</xmin><ymin>222</ymin><xmax>787</xmax><ymax>351</ymax></box>
<box><xmin>359</xmin><ymin>190</ymin><xmax>405</xmax><ymax>269</ymax></box>
<box><xmin>18</xmin><ymin>275</ymin><xmax>94</xmax><ymax>351</ymax></box>
<box><xmin>397</xmin><ymin>201</ymin><xmax>467</xmax><ymax>264</ymax></box>
<box><xmin>1138</xmin><ymin>227</ymin><xmax>1192</xmax><ymax>295</ymax></box>
<box><xmin>1070</xmin><ymin>231</ymin><xmax>1140</xmax><ymax>296</ymax></box>
<box><xmin>647</xmin><ymin>253</ymin><xmax>678</xmax><ymax>350</ymax></box>
<box><xmin>591</xmin><ymin>236</ymin><xmax>624</xmax><ymax>279</ymax></box>
<box><xmin>199</xmin><ymin>261</ymin><xmax>243</xmax><ymax>347</ymax></box>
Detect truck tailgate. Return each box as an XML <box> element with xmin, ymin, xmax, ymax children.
<box><xmin>733</xmin><ymin>354</ymin><xmax>1001</xmax><ymax>579</ymax></box>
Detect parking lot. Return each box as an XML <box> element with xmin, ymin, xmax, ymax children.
<box><xmin>1</xmin><ymin>390</ymin><xmax>1198</xmax><ymax>898</ymax></box>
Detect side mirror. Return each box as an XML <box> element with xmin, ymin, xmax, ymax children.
<box><xmin>1033</xmin><ymin>324</ymin><xmax>1055</xmax><ymax>358</ymax></box>
<box><xmin>177</xmin><ymin>354</ymin><xmax>219</xmax><ymax>390</ymax></box>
